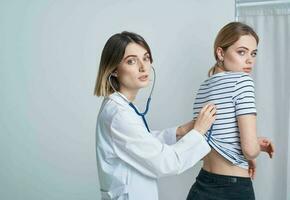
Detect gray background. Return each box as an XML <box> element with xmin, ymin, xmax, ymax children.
<box><xmin>0</xmin><ymin>0</ymin><xmax>235</xmax><ymax>199</ymax></box>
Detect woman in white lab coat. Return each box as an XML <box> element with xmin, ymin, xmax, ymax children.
<box><xmin>94</xmin><ymin>31</ymin><xmax>216</xmax><ymax>200</ymax></box>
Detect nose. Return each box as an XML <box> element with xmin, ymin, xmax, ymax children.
<box><xmin>138</xmin><ymin>60</ymin><xmax>146</xmax><ymax>72</ymax></box>
<box><xmin>246</xmin><ymin>58</ymin><xmax>252</xmax><ymax>65</ymax></box>
<box><xmin>246</xmin><ymin>54</ymin><xmax>254</xmax><ymax>65</ymax></box>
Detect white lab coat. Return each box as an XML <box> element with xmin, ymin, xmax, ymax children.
<box><xmin>96</xmin><ymin>92</ymin><xmax>210</xmax><ymax>200</ymax></box>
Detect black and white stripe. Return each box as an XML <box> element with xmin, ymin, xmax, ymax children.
<box><xmin>193</xmin><ymin>72</ymin><xmax>256</xmax><ymax>169</ymax></box>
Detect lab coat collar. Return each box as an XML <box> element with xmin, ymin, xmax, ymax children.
<box><xmin>109</xmin><ymin>92</ymin><xmax>130</xmax><ymax>107</ymax></box>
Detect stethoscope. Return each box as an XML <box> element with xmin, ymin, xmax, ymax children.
<box><xmin>108</xmin><ymin>66</ymin><xmax>156</xmax><ymax>133</ymax></box>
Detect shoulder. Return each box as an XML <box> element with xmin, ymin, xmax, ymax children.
<box><xmin>234</xmin><ymin>73</ymin><xmax>254</xmax><ymax>87</ymax></box>
<box><xmin>201</xmin><ymin>72</ymin><xmax>250</xmax><ymax>87</ymax></box>
<box><xmin>204</xmin><ymin>71</ymin><xmax>252</xmax><ymax>83</ymax></box>
<box><xmin>219</xmin><ymin>72</ymin><xmax>254</xmax><ymax>86</ymax></box>
<box><xmin>99</xmin><ymin>98</ymin><xmax>131</xmax><ymax>123</ymax></box>
<box><xmin>104</xmin><ymin>99</ymin><xmax>141</xmax><ymax>125</ymax></box>
<box><xmin>236</xmin><ymin>72</ymin><xmax>253</xmax><ymax>81</ymax></box>
<box><xmin>224</xmin><ymin>72</ymin><xmax>253</xmax><ymax>80</ymax></box>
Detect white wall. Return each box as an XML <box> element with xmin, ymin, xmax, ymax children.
<box><xmin>0</xmin><ymin>0</ymin><xmax>234</xmax><ymax>199</ymax></box>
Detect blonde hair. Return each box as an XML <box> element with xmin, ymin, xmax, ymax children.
<box><xmin>94</xmin><ymin>31</ymin><xmax>153</xmax><ymax>96</ymax></box>
<box><xmin>208</xmin><ymin>22</ymin><xmax>259</xmax><ymax>77</ymax></box>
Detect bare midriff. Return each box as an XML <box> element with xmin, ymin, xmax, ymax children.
<box><xmin>202</xmin><ymin>149</ymin><xmax>249</xmax><ymax>177</ymax></box>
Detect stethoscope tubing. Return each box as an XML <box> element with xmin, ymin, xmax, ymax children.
<box><xmin>108</xmin><ymin>66</ymin><xmax>156</xmax><ymax>132</ymax></box>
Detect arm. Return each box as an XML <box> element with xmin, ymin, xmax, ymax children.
<box><xmin>109</xmin><ymin>105</ymin><xmax>215</xmax><ymax>178</ymax></box>
<box><xmin>177</xmin><ymin>103</ymin><xmax>217</xmax><ymax>140</ymax></box>
<box><xmin>176</xmin><ymin>120</ymin><xmax>195</xmax><ymax>140</ymax></box>
<box><xmin>247</xmin><ymin>137</ymin><xmax>274</xmax><ymax>179</ymax></box>
<box><xmin>152</xmin><ymin>103</ymin><xmax>216</xmax><ymax>142</ymax></box>
<box><xmin>149</xmin><ymin>122</ymin><xmax>195</xmax><ymax>145</ymax></box>
<box><xmin>233</xmin><ymin>74</ymin><xmax>260</xmax><ymax>160</ymax></box>
<box><xmin>150</xmin><ymin>127</ymin><xmax>178</xmax><ymax>145</ymax></box>
<box><xmin>238</xmin><ymin>114</ymin><xmax>260</xmax><ymax>160</ymax></box>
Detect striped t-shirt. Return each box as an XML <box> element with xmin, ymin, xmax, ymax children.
<box><xmin>193</xmin><ymin>72</ymin><xmax>257</xmax><ymax>169</ymax></box>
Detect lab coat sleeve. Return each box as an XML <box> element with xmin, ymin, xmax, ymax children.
<box><xmin>110</xmin><ymin>109</ymin><xmax>211</xmax><ymax>179</ymax></box>
<box><xmin>150</xmin><ymin>127</ymin><xmax>177</xmax><ymax>145</ymax></box>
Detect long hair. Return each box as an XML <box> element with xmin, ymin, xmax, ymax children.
<box><xmin>208</xmin><ymin>22</ymin><xmax>259</xmax><ymax>77</ymax></box>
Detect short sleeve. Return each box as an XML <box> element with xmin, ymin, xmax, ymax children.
<box><xmin>232</xmin><ymin>74</ymin><xmax>257</xmax><ymax>116</ymax></box>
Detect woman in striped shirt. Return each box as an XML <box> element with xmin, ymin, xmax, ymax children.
<box><xmin>186</xmin><ymin>22</ymin><xmax>274</xmax><ymax>200</ymax></box>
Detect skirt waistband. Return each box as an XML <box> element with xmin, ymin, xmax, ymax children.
<box><xmin>198</xmin><ymin>168</ymin><xmax>252</xmax><ymax>184</ymax></box>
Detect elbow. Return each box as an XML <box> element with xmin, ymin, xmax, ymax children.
<box><xmin>243</xmin><ymin>147</ymin><xmax>260</xmax><ymax>160</ymax></box>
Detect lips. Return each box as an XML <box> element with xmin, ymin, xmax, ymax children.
<box><xmin>138</xmin><ymin>75</ymin><xmax>149</xmax><ymax>81</ymax></box>
<box><xmin>243</xmin><ymin>68</ymin><xmax>252</xmax><ymax>73</ymax></box>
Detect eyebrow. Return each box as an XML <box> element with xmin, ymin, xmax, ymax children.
<box><xmin>237</xmin><ymin>46</ymin><xmax>258</xmax><ymax>52</ymax></box>
<box><xmin>123</xmin><ymin>52</ymin><xmax>149</xmax><ymax>60</ymax></box>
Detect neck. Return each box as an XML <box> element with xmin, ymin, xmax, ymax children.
<box><xmin>119</xmin><ymin>89</ymin><xmax>138</xmax><ymax>102</ymax></box>
<box><xmin>214</xmin><ymin>66</ymin><xmax>226</xmax><ymax>74</ymax></box>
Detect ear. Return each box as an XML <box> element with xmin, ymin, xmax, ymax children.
<box><xmin>216</xmin><ymin>47</ymin><xmax>225</xmax><ymax>61</ymax></box>
<box><xmin>111</xmin><ymin>71</ymin><xmax>118</xmax><ymax>77</ymax></box>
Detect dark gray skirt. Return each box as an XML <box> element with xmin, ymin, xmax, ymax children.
<box><xmin>186</xmin><ymin>168</ymin><xmax>255</xmax><ymax>200</ymax></box>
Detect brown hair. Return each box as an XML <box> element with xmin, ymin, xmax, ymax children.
<box><xmin>94</xmin><ymin>31</ymin><xmax>153</xmax><ymax>96</ymax></box>
<box><xmin>208</xmin><ymin>22</ymin><xmax>259</xmax><ymax>77</ymax></box>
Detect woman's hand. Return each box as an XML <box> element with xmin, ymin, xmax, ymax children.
<box><xmin>258</xmin><ymin>137</ymin><xmax>275</xmax><ymax>158</ymax></box>
<box><xmin>248</xmin><ymin>159</ymin><xmax>256</xmax><ymax>179</ymax></box>
<box><xmin>194</xmin><ymin>103</ymin><xmax>216</xmax><ymax>135</ymax></box>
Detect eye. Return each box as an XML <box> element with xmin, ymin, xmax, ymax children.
<box><xmin>143</xmin><ymin>55</ymin><xmax>151</xmax><ymax>62</ymax></box>
<box><xmin>127</xmin><ymin>58</ymin><xmax>137</xmax><ymax>65</ymax></box>
<box><xmin>237</xmin><ymin>50</ymin><xmax>246</xmax><ymax>56</ymax></box>
<box><xmin>251</xmin><ymin>51</ymin><xmax>257</xmax><ymax>57</ymax></box>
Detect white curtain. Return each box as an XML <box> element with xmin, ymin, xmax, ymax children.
<box><xmin>237</xmin><ymin>3</ymin><xmax>290</xmax><ymax>200</ymax></box>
